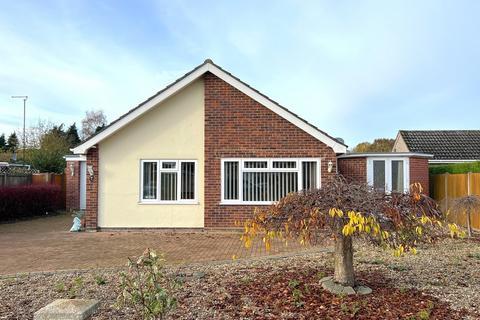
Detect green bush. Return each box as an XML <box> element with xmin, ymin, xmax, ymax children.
<box><xmin>429</xmin><ymin>162</ymin><xmax>480</xmax><ymax>175</ymax></box>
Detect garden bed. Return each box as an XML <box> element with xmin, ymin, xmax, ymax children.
<box><xmin>0</xmin><ymin>238</ymin><xmax>478</xmax><ymax>319</ymax></box>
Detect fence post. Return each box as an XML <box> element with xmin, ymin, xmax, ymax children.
<box><xmin>468</xmin><ymin>172</ymin><xmax>471</xmax><ymax>196</ymax></box>
<box><xmin>467</xmin><ymin>172</ymin><xmax>472</xmax><ymax>237</ymax></box>
<box><xmin>444</xmin><ymin>173</ymin><xmax>449</xmax><ymax>220</ymax></box>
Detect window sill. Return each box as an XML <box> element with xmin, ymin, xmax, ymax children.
<box><xmin>219</xmin><ymin>201</ymin><xmax>275</xmax><ymax>206</ymax></box>
<box><xmin>138</xmin><ymin>201</ymin><xmax>199</xmax><ymax>205</ymax></box>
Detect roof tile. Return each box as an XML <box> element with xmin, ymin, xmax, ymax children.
<box><xmin>400</xmin><ymin>130</ymin><xmax>480</xmax><ymax>160</ymax></box>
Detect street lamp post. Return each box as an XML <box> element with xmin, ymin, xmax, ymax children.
<box><xmin>11</xmin><ymin>95</ymin><xmax>28</xmax><ymax>162</ymax></box>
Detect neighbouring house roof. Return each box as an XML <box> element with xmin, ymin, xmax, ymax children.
<box><xmin>337</xmin><ymin>152</ymin><xmax>433</xmax><ymax>159</ymax></box>
<box><xmin>71</xmin><ymin>59</ymin><xmax>347</xmax><ymax>155</ymax></box>
<box><xmin>397</xmin><ymin>130</ymin><xmax>480</xmax><ymax>161</ymax></box>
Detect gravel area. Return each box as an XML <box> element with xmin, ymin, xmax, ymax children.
<box><xmin>0</xmin><ymin>238</ymin><xmax>478</xmax><ymax>319</ymax></box>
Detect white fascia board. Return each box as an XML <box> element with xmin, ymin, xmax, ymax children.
<box><xmin>337</xmin><ymin>152</ymin><xmax>433</xmax><ymax>159</ymax></box>
<box><xmin>429</xmin><ymin>159</ymin><xmax>479</xmax><ymax>164</ymax></box>
<box><xmin>72</xmin><ymin>62</ymin><xmax>347</xmax><ymax>154</ymax></box>
<box><xmin>64</xmin><ymin>155</ymin><xmax>87</xmax><ymax>161</ymax></box>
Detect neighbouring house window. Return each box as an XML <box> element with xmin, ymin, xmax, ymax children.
<box><xmin>368</xmin><ymin>158</ymin><xmax>408</xmax><ymax>193</ymax></box>
<box><xmin>140</xmin><ymin>160</ymin><xmax>197</xmax><ymax>203</ymax></box>
<box><xmin>221</xmin><ymin>158</ymin><xmax>320</xmax><ymax>204</ymax></box>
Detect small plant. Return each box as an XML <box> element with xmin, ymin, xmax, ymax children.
<box><xmin>416</xmin><ymin>300</ymin><xmax>435</xmax><ymax>320</ymax></box>
<box><xmin>370</xmin><ymin>259</ymin><xmax>385</xmax><ymax>265</ymax></box>
<box><xmin>116</xmin><ymin>248</ymin><xmax>180</xmax><ymax>320</ymax></box>
<box><xmin>239</xmin><ymin>275</ymin><xmax>252</xmax><ymax>285</ymax></box>
<box><xmin>288</xmin><ymin>279</ymin><xmax>305</xmax><ymax>307</ymax></box>
<box><xmin>288</xmin><ymin>279</ymin><xmax>300</xmax><ymax>289</ymax></box>
<box><xmin>398</xmin><ymin>286</ymin><xmax>408</xmax><ymax>294</ymax></box>
<box><xmin>94</xmin><ymin>275</ymin><xmax>107</xmax><ymax>285</ymax></box>
<box><xmin>467</xmin><ymin>252</ymin><xmax>480</xmax><ymax>260</ymax></box>
<box><xmin>388</xmin><ymin>264</ymin><xmax>410</xmax><ymax>272</ymax></box>
<box><xmin>55</xmin><ymin>281</ymin><xmax>65</xmax><ymax>293</ymax></box>
<box><xmin>63</xmin><ymin>276</ymin><xmax>84</xmax><ymax>298</ymax></box>
<box><xmin>73</xmin><ymin>276</ymin><xmax>83</xmax><ymax>288</ymax></box>
<box><xmin>340</xmin><ymin>301</ymin><xmax>364</xmax><ymax>316</ymax></box>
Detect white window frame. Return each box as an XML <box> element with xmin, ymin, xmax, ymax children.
<box><xmin>366</xmin><ymin>157</ymin><xmax>410</xmax><ymax>193</ymax></box>
<box><xmin>220</xmin><ymin>158</ymin><xmax>321</xmax><ymax>205</ymax></box>
<box><xmin>139</xmin><ymin>159</ymin><xmax>198</xmax><ymax>204</ymax></box>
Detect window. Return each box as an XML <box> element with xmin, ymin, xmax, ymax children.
<box><xmin>142</xmin><ymin>162</ymin><xmax>157</xmax><ymax>200</ymax></box>
<box><xmin>391</xmin><ymin>160</ymin><xmax>404</xmax><ymax>193</ymax></box>
<box><xmin>373</xmin><ymin>160</ymin><xmax>385</xmax><ymax>191</ymax></box>
<box><xmin>367</xmin><ymin>158</ymin><xmax>408</xmax><ymax>193</ymax></box>
<box><xmin>221</xmin><ymin>158</ymin><xmax>320</xmax><ymax>204</ymax></box>
<box><xmin>140</xmin><ymin>160</ymin><xmax>197</xmax><ymax>203</ymax></box>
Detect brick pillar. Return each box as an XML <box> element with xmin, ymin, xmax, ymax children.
<box><xmin>65</xmin><ymin>161</ymin><xmax>81</xmax><ymax>211</ymax></box>
<box><xmin>85</xmin><ymin>146</ymin><xmax>99</xmax><ymax>230</ymax></box>
<box><xmin>409</xmin><ymin>157</ymin><xmax>429</xmax><ymax>196</ymax></box>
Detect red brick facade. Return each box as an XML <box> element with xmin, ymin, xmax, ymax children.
<box><xmin>337</xmin><ymin>157</ymin><xmax>367</xmax><ymax>184</ymax></box>
<box><xmin>409</xmin><ymin>157</ymin><xmax>429</xmax><ymax>195</ymax></box>
<box><xmin>65</xmin><ymin>161</ymin><xmax>80</xmax><ymax>211</ymax></box>
<box><xmin>338</xmin><ymin>156</ymin><xmax>430</xmax><ymax>195</ymax></box>
<box><xmin>204</xmin><ymin>72</ymin><xmax>337</xmax><ymax>228</ymax></box>
<box><xmin>85</xmin><ymin>146</ymin><xmax>99</xmax><ymax>230</ymax></box>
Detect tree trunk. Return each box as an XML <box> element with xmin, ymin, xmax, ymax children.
<box><xmin>334</xmin><ymin>233</ymin><xmax>355</xmax><ymax>287</ymax></box>
<box><xmin>467</xmin><ymin>209</ymin><xmax>472</xmax><ymax>238</ymax></box>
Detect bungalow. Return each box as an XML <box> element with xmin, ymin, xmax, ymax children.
<box><xmin>393</xmin><ymin>130</ymin><xmax>480</xmax><ymax>164</ymax></box>
<box><xmin>65</xmin><ymin>60</ymin><xmax>431</xmax><ymax>230</ymax></box>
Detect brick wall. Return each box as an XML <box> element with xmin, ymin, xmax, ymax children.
<box><xmin>65</xmin><ymin>161</ymin><xmax>80</xmax><ymax>211</ymax></box>
<box><xmin>85</xmin><ymin>146</ymin><xmax>99</xmax><ymax>230</ymax></box>
<box><xmin>337</xmin><ymin>157</ymin><xmax>367</xmax><ymax>184</ymax></box>
<box><xmin>204</xmin><ymin>72</ymin><xmax>337</xmax><ymax>228</ymax></box>
<box><xmin>409</xmin><ymin>157</ymin><xmax>429</xmax><ymax>195</ymax></box>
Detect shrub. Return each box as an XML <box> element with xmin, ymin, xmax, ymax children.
<box><xmin>0</xmin><ymin>185</ymin><xmax>62</xmax><ymax>222</ymax></box>
<box><xmin>429</xmin><ymin>161</ymin><xmax>480</xmax><ymax>175</ymax></box>
<box><xmin>117</xmin><ymin>249</ymin><xmax>180</xmax><ymax>320</ymax></box>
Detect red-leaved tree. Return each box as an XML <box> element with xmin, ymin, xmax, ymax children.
<box><xmin>241</xmin><ymin>177</ymin><xmax>464</xmax><ymax>288</ymax></box>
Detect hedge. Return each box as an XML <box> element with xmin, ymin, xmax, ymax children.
<box><xmin>0</xmin><ymin>185</ymin><xmax>63</xmax><ymax>222</ymax></box>
<box><xmin>429</xmin><ymin>161</ymin><xmax>480</xmax><ymax>175</ymax></box>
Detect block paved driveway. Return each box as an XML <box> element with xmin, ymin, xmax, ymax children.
<box><xmin>0</xmin><ymin>213</ymin><xmax>326</xmax><ymax>275</ymax></box>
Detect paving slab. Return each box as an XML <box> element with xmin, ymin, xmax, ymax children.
<box><xmin>33</xmin><ymin>299</ymin><xmax>99</xmax><ymax>320</ymax></box>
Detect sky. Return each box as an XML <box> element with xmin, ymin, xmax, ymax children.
<box><xmin>0</xmin><ymin>0</ymin><xmax>479</xmax><ymax>147</ymax></box>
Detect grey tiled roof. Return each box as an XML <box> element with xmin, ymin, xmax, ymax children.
<box><xmin>400</xmin><ymin>130</ymin><xmax>480</xmax><ymax>160</ymax></box>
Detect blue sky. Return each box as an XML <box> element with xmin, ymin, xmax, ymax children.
<box><xmin>0</xmin><ymin>1</ymin><xmax>479</xmax><ymax>147</ymax></box>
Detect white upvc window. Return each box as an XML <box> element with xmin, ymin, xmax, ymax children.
<box><xmin>140</xmin><ymin>160</ymin><xmax>197</xmax><ymax>204</ymax></box>
<box><xmin>366</xmin><ymin>157</ymin><xmax>409</xmax><ymax>193</ymax></box>
<box><xmin>221</xmin><ymin>158</ymin><xmax>321</xmax><ymax>205</ymax></box>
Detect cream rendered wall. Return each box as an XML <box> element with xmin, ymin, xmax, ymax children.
<box><xmin>392</xmin><ymin>132</ymin><xmax>410</xmax><ymax>152</ymax></box>
<box><xmin>98</xmin><ymin>79</ymin><xmax>204</xmax><ymax>228</ymax></box>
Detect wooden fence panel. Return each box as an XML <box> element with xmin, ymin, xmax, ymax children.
<box><xmin>32</xmin><ymin>173</ymin><xmax>50</xmax><ymax>185</ymax></box>
<box><xmin>0</xmin><ymin>174</ymin><xmax>32</xmax><ymax>187</ymax></box>
<box><xmin>431</xmin><ymin>172</ymin><xmax>480</xmax><ymax>231</ymax></box>
<box><xmin>431</xmin><ymin>174</ymin><xmax>446</xmax><ymax>211</ymax></box>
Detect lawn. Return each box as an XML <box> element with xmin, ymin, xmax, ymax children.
<box><xmin>1</xmin><ymin>237</ymin><xmax>479</xmax><ymax>319</ymax></box>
